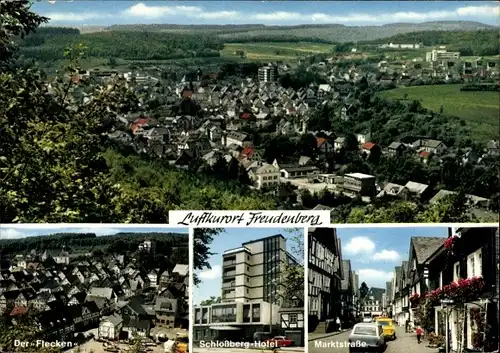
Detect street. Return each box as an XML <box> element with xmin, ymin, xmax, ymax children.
<box><xmin>308</xmin><ymin>325</ymin><xmax>437</xmax><ymax>353</ymax></box>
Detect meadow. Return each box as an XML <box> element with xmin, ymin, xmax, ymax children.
<box><xmin>220</xmin><ymin>42</ymin><xmax>334</xmax><ymax>62</ymax></box>
<box><xmin>378</xmin><ymin>84</ymin><xmax>499</xmax><ymax>142</ymax></box>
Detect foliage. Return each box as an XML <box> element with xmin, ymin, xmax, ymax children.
<box><xmin>0</xmin><ymin>312</ymin><xmax>60</xmax><ymax>352</ymax></box>
<box><xmin>378</xmin><ymin>85</ymin><xmax>500</xmax><ymax>142</ymax></box>
<box><xmin>425</xmin><ymin>276</ymin><xmax>485</xmax><ymax>306</ymax></box>
<box><xmin>277</xmin><ymin>263</ymin><xmax>304</xmax><ymax>307</ymax></box>
<box><xmin>443</xmin><ymin>235</ymin><xmax>458</xmax><ymax>251</ymax></box>
<box><xmin>18</xmin><ymin>27</ymin><xmax>223</xmax><ymax>62</ymax></box>
<box><xmin>200</xmin><ymin>296</ymin><xmax>222</xmax><ymax>306</ymax></box>
<box><xmin>193</xmin><ymin>228</ymin><xmax>222</xmax><ymax>286</ymax></box>
<box><xmin>284</xmin><ymin>228</ymin><xmax>304</xmax><ymax>263</ymax></box>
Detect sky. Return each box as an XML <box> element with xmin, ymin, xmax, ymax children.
<box><xmin>337</xmin><ymin>226</ymin><xmax>449</xmax><ymax>289</ymax></box>
<box><xmin>194</xmin><ymin>228</ymin><xmax>303</xmax><ymax>305</ymax></box>
<box><xmin>31</xmin><ymin>1</ymin><xmax>500</xmax><ymax>26</ymax></box>
<box><xmin>0</xmin><ymin>226</ymin><xmax>188</xmax><ymax>239</ymax></box>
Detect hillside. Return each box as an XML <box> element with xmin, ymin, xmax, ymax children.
<box><xmin>106</xmin><ymin>21</ymin><xmax>495</xmax><ymax>43</ymax></box>
<box><xmin>364</xmin><ymin>29</ymin><xmax>499</xmax><ymax>56</ymax></box>
<box><xmin>18</xmin><ymin>27</ymin><xmax>223</xmax><ymax>62</ymax></box>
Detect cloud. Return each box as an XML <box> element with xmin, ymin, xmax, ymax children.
<box><xmin>0</xmin><ymin>228</ymin><xmax>26</xmax><ymax>239</ymax></box>
<box><xmin>358</xmin><ymin>268</ymin><xmax>394</xmax><ymax>284</ymax></box>
<box><xmin>123</xmin><ymin>3</ymin><xmax>203</xmax><ymax>19</ymax></box>
<box><xmin>344</xmin><ymin>237</ymin><xmax>375</xmax><ymax>255</ymax></box>
<box><xmin>45</xmin><ymin>4</ymin><xmax>499</xmax><ymax>24</ymax></box>
<box><xmin>46</xmin><ymin>12</ymin><xmax>111</xmax><ymax>22</ymax></box>
<box><xmin>373</xmin><ymin>250</ymin><xmax>401</xmax><ymax>262</ymax></box>
<box><xmin>198</xmin><ymin>265</ymin><xmax>221</xmax><ymax>280</ymax></box>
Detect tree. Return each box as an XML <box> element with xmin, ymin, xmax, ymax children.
<box><xmin>297</xmin><ymin>133</ymin><xmax>318</xmax><ymax>158</ymax></box>
<box><xmin>0</xmin><ymin>313</ymin><xmax>61</xmax><ymax>352</ymax></box>
<box><xmin>200</xmin><ymin>296</ymin><xmax>221</xmax><ymax>305</ymax></box>
<box><xmin>193</xmin><ymin>228</ymin><xmax>222</xmax><ymax>285</ymax></box>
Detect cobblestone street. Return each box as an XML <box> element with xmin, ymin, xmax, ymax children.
<box><xmin>309</xmin><ymin>325</ymin><xmax>438</xmax><ymax>353</ymax></box>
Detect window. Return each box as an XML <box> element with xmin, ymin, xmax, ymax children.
<box><xmin>289</xmin><ymin>314</ymin><xmax>298</xmax><ymax>324</ymax></box>
<box><xmin>453</xmin><ymin>262</ymin><xmax>460</xmax><ymax>281</ymax></box>
<box><xmin>467</xmin><ymin>249</ymin><xmax>482</xmax><ymax>278</ymax></box>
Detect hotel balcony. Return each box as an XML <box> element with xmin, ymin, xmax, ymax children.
<box><xmin>222</xmin><ymin>270</ymin><xmax>236</xmax><ymax>277</ymax></box>
<box><xmin>222</xmin><ymin>292</ymin><xmax>235</xmax><ymax>299</ymax></box>
<box><xmin>223</xmin><ymin>259</ymin><xmax>237</xmax><ymax>266</ymax></box>
<box><xmin>222</xmin><ymin>281</ymin><xmax>236</xmax><ymax>288</ymax></box>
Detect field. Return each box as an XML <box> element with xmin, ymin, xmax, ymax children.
<box><xmin>378</xmin><ymin>84</ymin><xmax>499</xmax><ymax>142</ymax></box>
<box><xmin>221</xmin><ymin>42</ymin><xmax>334</xmax><ymax>62</ymax></box>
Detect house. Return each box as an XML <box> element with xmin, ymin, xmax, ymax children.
<box><xmin>419</xmin><ymin>151</ymin><xmax>431</xmax><ymax>163</ymax></box>
<box><xmin>316</xmin><ymin>137</ymin><xmax>334</xmax><ymax>157</ymax></box>
<box><xmin>404</xmin><ymin>181</ymin><xmax>430</xmax><ymax>200</ymax></box>
<box><xmin>224</xmin><ymin>131</ymin><xmax>251</xmax><ymax>147</ymax></box>
<box><xmin>412</xmin><ymin>139</ymin><xmax>447</xmax><ymax>155</ymax></box>
<box><xmin>356</xmin><ymin>132</ymin><xmax>371</xmax><ymax>145</ymax></box>
<box><xmin>406</xmin><ymin>236</ymin><xmax>446</xmax><ymax>323</ymax></box>
<box><xmin>486</xmin><ymin>140</ymin><xmax>499</xmax><ymax>156</ymax></box>
<box><xmin>155</xmin><ymin>297</ymin><xmax>178</xmax><ymax>329</ymax></box>
<box><xmin>334</xmin><ymin>137</ymin><xmax>346</xmax><ymax>151</ymax></box>
<box><xmin>98</xmin><ymin>314</ymin><xmax>123</xmax><ymax>340</ymax></box>
<box><xmin>248</xmin><ymin>163</ymin><xmax>280</xmax><ymax>190</ymax></box>
<box><xmin>88</xmin><ymin>287</ymin><xmax>117</xmax><ymax>303</ymax></box>
<box><xmin>376</xmin><ymin>183</ymin><xmax>409</xmax><ymax>200</ymax></box>
<box><xmin>172</xmin><ymin>264</ymin><xmax>189</xmax><ymax>278</ymax></box>
<box><xmin>388</xmin><ymin>142</ymin><xmax>405</xmax><ymax>156</ymax></box>
<box><xmin>361</xmin><ymin>142</ymin><xmax>381</xmax><ymax>160</ymax></box>
<box><xmin>342</xmin><ymin>173</ymin><xmax>376</xmax><ymax>197</ymax></box>
<box><xmin>424</xmin><ymin>227</ymin><xmax>499</xmax><ymax>352</ymax></box>
<box><xmin>280</xmin><ymin>165</ymin><xmax>319</xmax><ymax>179</ymax></box>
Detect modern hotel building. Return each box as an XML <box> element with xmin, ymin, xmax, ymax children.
<box><xmin>193</xmin><ymin>234</ymin><xmax>303</xmax><ymax>343</ymax></box>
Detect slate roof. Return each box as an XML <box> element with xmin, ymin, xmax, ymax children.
<box><xmin>411</xmin><ymin>237</ymin><xmax>445</xmax><ymax>264</ymax></box>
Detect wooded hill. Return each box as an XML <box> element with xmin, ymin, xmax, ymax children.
<box><xmin>17</xmin><ymin>27</ymin><xmax>223</xmax><ymax>62</ymax></box>
<box><xmin>0</xmin><ymin>232</ymin><xmax>188</xmax><ymax>256</ymax></box>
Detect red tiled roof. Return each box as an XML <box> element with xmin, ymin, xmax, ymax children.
<box><xmin>131</xmin><ymin>118</ymin><xmax>150</xmax><ymax>132</ymax></box>
<box><xmin>363</xmin><ymin>142</ymin><xmax>376</xmax><ymax>150</ymax></box>
<box><xmin>241</xmin><ymin>147</ymin><xmax>254</xmax><ymax>158</ymax></box>
<box><xmin>420</xmin><ymin>151</ymin><xmax>430</xmax><ymax>158</ymax></box>
<box><xmin>10</xmin><ymin>306</ymin><xmax>27</xmax><ymax>316</ymax></box>
<box><xmin>240</xmin><ymin>112</ymin><xmax>251</xmax><ymax>120</ymax></box>
<box><xmin>182</xmin><ymin>90</ymin><xmax>193</xmax><ymax>98</ymax></box>
<box><xmin>316</xmin><ymin>137</ymin><xmax>327</xmax><ymax>148</ymax></box>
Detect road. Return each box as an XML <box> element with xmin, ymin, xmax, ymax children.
<box><xmin>308</xmin><ymin>325</ymin><xmax>436</xmax><ymax>353</ymax></box>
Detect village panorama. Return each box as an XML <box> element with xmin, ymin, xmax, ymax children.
<box><xmin>0</xmin><ymin>1</ymin><xmax>499</xmax><ymax>224</ymax></box>
<box><xmin>0</xmin><ymin>229</ymin><xmax>190</xmax><ymax>353</ymax></box>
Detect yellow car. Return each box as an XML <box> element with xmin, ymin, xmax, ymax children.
<box><xmin>376</xmin><ymin>318</ymin><xmax>396</xmax><ymax>340</ymax></box>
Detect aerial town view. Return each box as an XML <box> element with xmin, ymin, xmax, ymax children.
<box><xmin>308</xmin><ymin>226</ymin><xmax>499</xmax><ymax>353</ymax></box>
<box><xmin>0</xmin><ymin>226</ymin><xmax>190</xmax><ymax>353</ymax></box>
<box><xmin>1</xmin><ymin>1</ymin><xmax>499</xmax><ymax>223</ymax></box>
<box><xmin>193</xmin><ymin>228</ymin><xmax>305</xmax><ymax>352</ymax></box>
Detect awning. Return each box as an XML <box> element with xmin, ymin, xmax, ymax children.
<box><xmin>209</xmin><ymin>326</ymin><xmax>241</xmax><ymax>330</ymax></box>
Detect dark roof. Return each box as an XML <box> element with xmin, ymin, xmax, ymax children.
<box><xmin>411</xmin><ymin>237</ymin><xmax>445</xmax><ymax>264</ymax></box>
<box><xmin>341</xmin><ymin>260</ymin><xmax>352</xmax><ymax>291</ymax></box>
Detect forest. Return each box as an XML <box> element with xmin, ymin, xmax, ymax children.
<box><xmin>17</xmin><ymin>27</ymin><xmax>223</xmax><ymax>62</ymax></box>
<box><xmin>0</xmin><ymin>232</ymin><xmax>189</xmax><ymax>258</ymax></box>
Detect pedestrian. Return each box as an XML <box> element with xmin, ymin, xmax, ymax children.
<box><xmin>336</xmin><ymin>317</ymin><xmax>341</xmax><ymax>331</ymax></box>
<box><xmin>416</xmin><ymin>325</ymin><xmax>424</xmax><ymax>344</ymax></box>
<box><xmin>405</xmin><ymin>318</ymin><xmax>409</xmax><ymax>333</ymax></box>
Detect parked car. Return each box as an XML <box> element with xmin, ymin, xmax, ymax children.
<box><xmin>264</xmin><ymin>336</ymin><xmax>294</xmax><ymax>347</ymax></box>
<box><xmin>375</xmin><ymin>317</ymin><xmax>396</xmax><ymax>340</ymax></box>
<box><xmin>348</xmin><ymin>323</ymin><xmax>386</xmax><ymax>353</ymax></box>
